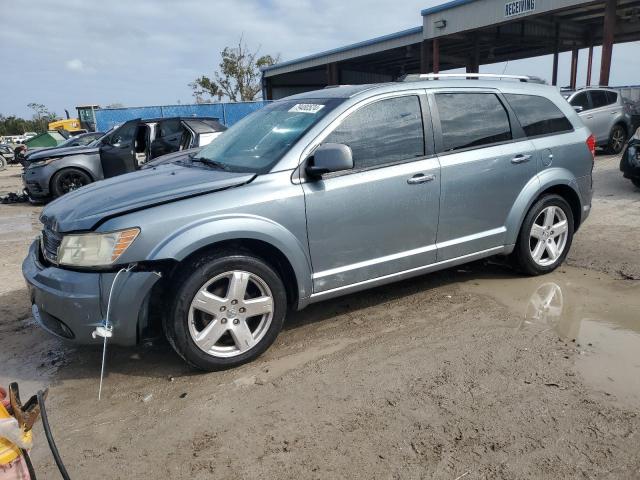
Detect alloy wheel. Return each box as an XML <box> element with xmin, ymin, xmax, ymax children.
<box><xmin>529</xmin><ymin>206</ymin><xmax>569</xmax><ymax>267</ymax></box>
<box><xmin>188</xmin><ymin>270</ymin><xmax>274</xmax><ymax>358</ymax></box>
<box><xmin>611</xmin><ymin>127</ymin><xmax>625</xmax><ymax>153</ymax></box>
<box><xmin>59</xmin><ymin>172</ymin><xmax>87</xmax><ymax>193</ymax></box>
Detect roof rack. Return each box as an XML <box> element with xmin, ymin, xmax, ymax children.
<box><xmin>401</xmin><ymin>73</ymin><xmax>546</xmax><ymax>83</ymax></box>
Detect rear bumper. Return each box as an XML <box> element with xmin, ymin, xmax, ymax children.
<box><xmin>22</xmin><ymin>240</ymin><xmax>161</xmax><ymax>346</ymax></box>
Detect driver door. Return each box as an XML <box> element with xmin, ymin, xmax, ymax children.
<box><xmin>99</xmin><ymin>119</ymin><xmax>141</xmax><ymax>178</ymax></box>
<box><xmin>302</xmin><ymin>93</ymin><xmax>440</xmax><ymax>293</ymax></box>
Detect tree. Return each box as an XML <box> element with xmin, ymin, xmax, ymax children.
<box><xmin>190</xmin><ymin>37</ymin><xmax>279</xmax><ymax>103</ymax></box>
<box><xmin>27</xmin><ymin>103</ymin><xmax>57</xmax><ymax>132</ymax></box>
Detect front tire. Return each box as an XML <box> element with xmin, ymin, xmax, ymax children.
<box><xmin>632</xmin><ymin>178</ymin><xmax>640</xmax><ymax>189</ymax></box>
<box><xmin>51</xmin><ymin>168</ymin><xmax>92</xmax><ymax>198</ymax></box>
<box><xmin>512</xmin><ymin>194</ymin><xmax>574</xmax><ymax>276</ymax></box>
<box><xmin>0</xmin><ymin>157</ymin><xmax>6</xmax><ymax>171</ymax></box>
<box><xmin>607</xmin><ymin>124</ymin><xmax>626</xmax><ymax>154</ymax></box>
<box><xmin>164</xmin><ymin>251</ymin><xmax>287</xmax><ymax>371</ymax></box>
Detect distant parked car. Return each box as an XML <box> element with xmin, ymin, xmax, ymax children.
<box><xmin>620</xmin><ymin>130</ymin><xmax>640</xmax><ymax>188</ymax></box>
<box><xmin>564</xmin><ymin>87</ymin><xmax>633</xmax><ymax>154</ymax></box>
<box><xmin>22</xmin><ymin>117</ymin><xmax>226</xmax><ymax>199</ymax></box>
<box><xmin>18</xmin><ymin>132</ymin><xmax>105</xmax><ymax>164</ymax></box>
<box><xmin>0</xmin><ymin>144</ymin><xmax>13</xmax><ymax>164</ymax></box>
<box><xmin>0</xmin><ymin>145</ymin><xmax>10</xmax><ymax>170</ymax></box>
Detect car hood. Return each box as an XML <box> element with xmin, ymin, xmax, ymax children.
<box><xmin>26</xmin><ymin>145</ymin><xmax>98</xmax><ymax>161</ymax></box>
<box><xmin>41</xmin><ymin>163</ymin><xmax>255</xmax><ymax>232</ymax></box>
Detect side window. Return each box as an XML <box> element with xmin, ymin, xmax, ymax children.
<box><xmin>570</xmin><ymin>92</ymin><xmax>590</xmax><ymax>110</ymax></box>
<box><xmin>505</xmin><ymin>94</ymin><xmax>573</xmax><ymax>137</ymax></box>
<box><xmin>157</xmin><ymin>119</ymin><xmax>182</xmax><ymax>138</ymax></box>
<box><xmin>605</xmin><ymin>90</ymin><xmax>618</xmax><ymax>105</ymax></box>
<box><xmin>323</xmin><ymin>95</ymin><xmax>425</xmax><ymax>169</ymax></box>
<box><xmin>591</xmin><ymin>90</ymin><xmax>609</xmax><ymax>109</ymax></box>
<box><xmin>108</xmin><ymin>122</ymin><xmax>137</xmax><ymax>146</ymax></box>
<box><xmin>435</xmin><ymin>93</ymin><xmax>511</xmax><ymax>152</ymax></box>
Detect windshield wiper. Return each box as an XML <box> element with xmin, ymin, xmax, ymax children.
<box><xmin>189</xmin><ymin>156</ymin><xmax>231</xmax><ymax>171</ymax></box>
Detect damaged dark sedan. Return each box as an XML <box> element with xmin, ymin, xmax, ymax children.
<box><xmin>22</xmin><ymin>117</ymin><xmax>226</xmax><ymax>200</ymax></box>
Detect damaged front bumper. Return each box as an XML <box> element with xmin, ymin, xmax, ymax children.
<box><xmin>22</xmin><ymin>240</ymin><xmax>161</xmax><ymax>346</ymax></box>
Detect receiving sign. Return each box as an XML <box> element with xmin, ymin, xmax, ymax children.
<box><xmin>504</xmin><ymin>0</ymin><xmax>535</xmax><ymax>17</ymax></box>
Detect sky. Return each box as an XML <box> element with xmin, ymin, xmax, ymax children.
<box><xmin>1</xmin><ymin>0</ymin><xmax>639</xmax><ymax>119</ymax></box>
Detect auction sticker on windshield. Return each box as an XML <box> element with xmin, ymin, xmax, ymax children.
<box><xmin>289</xmin><ymin>104</ymin><xmax>325</xmax><ymax>114</ymax></box>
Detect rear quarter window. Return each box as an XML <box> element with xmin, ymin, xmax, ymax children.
<box><xmin>505</xmin><ymin>94</ymin><xmax>573</xmax><ymax>137</ymax></box>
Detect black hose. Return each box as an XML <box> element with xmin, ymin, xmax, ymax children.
<box><xmin>20</xmin><ymin>448</ymin><xmax>37</xmax><ymax>480</ymax></box>
<box><xmin>37</xmin><ymin>390</ymin><xmax>70</xmax><ymax>480</ymax></box>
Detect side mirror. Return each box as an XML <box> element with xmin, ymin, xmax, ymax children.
<box><xmin>572</xmin><ymin>105</ymin><xmax>584</xmax><ymax>113</ymax></box>
<box><xmin>306</xmin><ymin>143</ymin><xmax>353</xmax><ymax>178</ymax></box>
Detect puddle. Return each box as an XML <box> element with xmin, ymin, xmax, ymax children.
<box><xmin>462</xmin><ymin>265</ymin><xmax>640</xmax><ymax>408</ymax></box>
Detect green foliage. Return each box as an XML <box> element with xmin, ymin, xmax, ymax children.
<box><xmin>27</xmin><ymin>103</ymin><xmax>57</xmax><ymax>132</ymax></box>
<box><xmin>190</xmin><ymin>37</ymin><xmax>279</xmax><ymax>103</ymax></box>
<box><xmin>0</xmin><ymin>103</ymin><xmax>58</xmax><ymax>136</ymax></box>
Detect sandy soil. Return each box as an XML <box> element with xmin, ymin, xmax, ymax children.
<box><xmin>0</xmin><ymin>154</ymin><xmax>639</xmax><ymax>479</ymax></box>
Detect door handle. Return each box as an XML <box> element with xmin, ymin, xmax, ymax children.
<box><xmin>586</xmin><ymin>115</ymin><xmax>593</xmax><ymax>119</ymax></box>
<box><xmin>511</xmin><ymin>154</ymin><xmax>532</xmax><ymax>164</ymax></box>
<box><xmin>407</xmin><ymin>173</ymin><xmax>435</xmax><ymax>184</ymax></box>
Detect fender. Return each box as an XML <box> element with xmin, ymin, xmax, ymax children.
<box><xmin>504</xmin><ymin>167</ymin><xmax>582</xmax><ymax>246</ymax></box>
<box><xmin>148</xmin><ymin>214</ymin><xmax>313</xmax><ymax>302</ymax></box>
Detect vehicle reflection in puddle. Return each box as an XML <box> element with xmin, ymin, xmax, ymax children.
<box><xmin>463</xmin><ymin>265</ymin><xmax>640</xmax><ymax>408</ymax></box>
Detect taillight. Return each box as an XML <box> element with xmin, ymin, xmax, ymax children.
<box><xmin>586</xmin><ymin>134</ymin><xmax>596</xmax><ymax>162</ymax></box>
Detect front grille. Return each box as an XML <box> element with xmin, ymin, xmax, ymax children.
<box><xmin>42</xmin><ymin>227</ymin><xmax>62</xmax><ymax>263</ymax></box>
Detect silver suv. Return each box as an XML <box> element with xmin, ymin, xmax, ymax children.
<box><xmin>23</xmin><ymin>74</ymin><xmax>594</xmax><ymax>370</ymax></box>
<box><xmin>564</xmin><ymin>87</ymin><xmax>633</xmax><ymax>154</ymax></box>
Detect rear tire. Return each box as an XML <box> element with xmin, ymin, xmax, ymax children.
<box><xmin>607</xmin><ymin>124</ymin><xmax>626</xmax><ymax>154</ymax></box>
<box><xmin>632</xmin><ymin>178</ymin><xmax>640</xmax><ymax>189</ymax></box>
<box><xmin>51</xmin><ymin>168</ymin><xmax>92</xmax><ymax>198</ymax></box>
<box><xmin>164</xmin><ymin>251</ymin><xmax>287</xmax><ymax>371</ymax></box>
<box><xmin>512</xmin><ymin>194</ymin><xmax>574</xmax><ymax>276</ymax></box>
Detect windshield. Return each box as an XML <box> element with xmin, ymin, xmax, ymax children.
<box><xmin>195</xmin><ymin>98</ymin><xmax>343</xmax><ymax>173</ymax></box>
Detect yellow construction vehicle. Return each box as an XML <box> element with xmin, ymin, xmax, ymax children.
<box><xmin>48</xmin><ymin>105</ymin><xmax>100</xmax><ymax>134</ymax></box>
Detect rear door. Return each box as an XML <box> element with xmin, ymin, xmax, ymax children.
<box><xmin>570</xmin><ymin>92</ymin><xmax>598</xmax><ymax>137</ymax></box>
<box><xmin>430</xmin><ymin>90</ymin><xmax>537</xmax><ymax>261</ymax></box>
<box><xmin>302</xmin><ymin>92</ymin><xmax>440</xmax><ymax>293</ymax></box>
<box><xmin>588</xmin><ymin>90</ymin><xmax>615</xmax><ymax>143</ymax></box>
<box><xmin>99</xmin><ymin>119</ymin><xmax>140</xmax><ymax>178</ymax></box>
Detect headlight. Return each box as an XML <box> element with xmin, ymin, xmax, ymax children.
<box><xmin>28</xmin><ymin>157</ymin><xmax>56</xmax><ymax>168</ymax></box>
<box><xmin>57</xmin><ymin>228</ymin><xmax>140</xmax><ymax>267</ymax></box>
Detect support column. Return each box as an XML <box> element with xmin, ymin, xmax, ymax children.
<box><xmin>261</xmin><ymin>77</ymin><xmax>272</xmax><ymax>100</ymax></box>
<box><xmin>466</xmin><ymin>35</ymin><xmax>480</xmax><ymax>73</ymax></box>
<box><xmin>326</xmin><ymin>62</ymin><xmax>339</xmax><ymax>86</ymax></box>
<box><xmin>551</xmin><ymin>24</ymin><xmax>560</xmax><ymax>86</ymax></box>
<box><xmin>570</xmin><ymin>48</ymin><xmax>579</xmax><ymax>90</ymax></box>
<box><xmin>586</xmin><ymin>45</ymin><xmax>594</xmax><ymax>86</ymax></box>
<box><xmin>420</xmin><ymin>39</ymin><xmax>432</xmax><ymax>74</ymax></box>
<box><xmin>599</xmin><ymin>0</ymin><xmax>616</xmax><ymax>86</ymax></box>
<box><xmin>432</xmin><ymin>38</ymin><xmax>440</xmax><ymax>74</ymax></box>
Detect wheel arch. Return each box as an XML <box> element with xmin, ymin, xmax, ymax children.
<box><xmin>174</xmin><ymin>238</ymin><xmax>301</xmax><ymax>309</ymax></box>
<box><xmin>147</xmin><ymin>215</ymin><xmax>313</xmax><ymax>308</ymax></box>
<box><xmin>506</xmin><ymin>169</ymin><xmax>584</xmax><ymax>246</ymax></box>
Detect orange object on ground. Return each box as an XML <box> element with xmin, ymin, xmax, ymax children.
<box><xmin>0</xmin><ymin>388</ymin><xmax>32</xmax><ymax>479</ymax></box>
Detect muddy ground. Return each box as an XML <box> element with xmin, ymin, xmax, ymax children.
<box><xmin>1</xmin><ymin>154</ymin><xmax>639</xmax><ymax>479</ymax></box>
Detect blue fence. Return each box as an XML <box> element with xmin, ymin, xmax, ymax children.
<box><xmin>94</xmin><ymin>101</ymin><xmax>269</xmax><ymax>132</ymax></box>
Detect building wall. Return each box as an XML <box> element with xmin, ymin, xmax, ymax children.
<box><xmin>423</xmin><ymin>0</ymin><xmax>589</xmax><ymax>38</ymax></box>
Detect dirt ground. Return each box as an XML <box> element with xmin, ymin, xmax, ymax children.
<box><xmin>1</xmin><ymin>154</ymin><xmax>639</xmax><ymax>479</ymax></box>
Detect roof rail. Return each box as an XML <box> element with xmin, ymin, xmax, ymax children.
<box><xmin>401</xmin><ymin>73</ymin><xmax>546</xmax><ymax>84</ymax></box>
